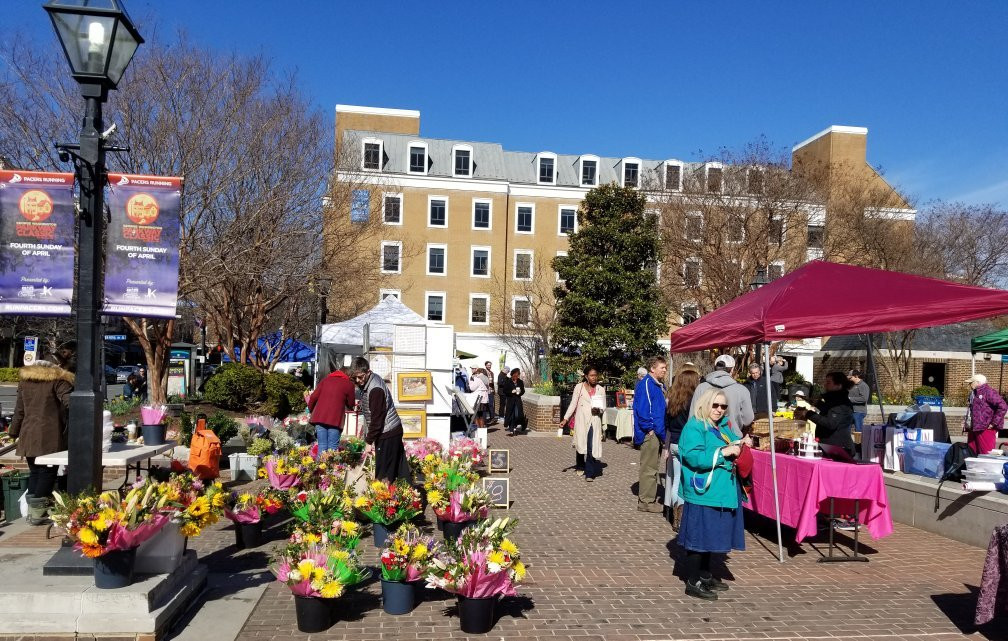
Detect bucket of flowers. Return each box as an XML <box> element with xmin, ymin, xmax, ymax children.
<box><xmin>423</xmin><ymin>457</ymin><xmax>479</xmax><ymax>532</ymax></box>
<box><xmin>426</xmin><ymin>517</ymin><xmax>526</xmax><ymax>634</ymax></box>
<box><xmin>50</xmin><ymin>483</ymin><xmax>170</xmax><ymax>588</ymax></box>
<box><xmin>289</xmin><ymin>518</ymin><xmax>363</xmax><ymax>550</ymax></box>
<box><xmin>333</xmin><ymin>436</ymin><xmax>368</xmax><ymax>468</ymax></box>
<box><xmin>430</xmin><ymin>484</ymin><xmax>492</xmax><ymax>541</ymax></box>
<box><xmin>225</xmin><ymin>489</ymin><xmax>283</xmax><ymax>549</ymax></box>
<box><xmin>448</xmin><ymin>436</ymin><xmax>486</xmax><ymax>467</ymax></box>
<box><xmin>354</xmin><ymin>479</ymin><xmax>422</xmax><ymax>548</ymax></box>
<box><xmin>287</xmin><ymin>484</ymin><xmax>355</xmax><ymax>524</ymax></box>
<box><xmin>261</xmin><ymin>447</ymin><xmax>313</xmax><ymax>490</ymax></box>
<box><xmin>270</xmin><ymin>542</ymin><xmax>370</xmax><ymax>633</ymax></box>
<box><xmin>405</xmin><ymin>437</ymin><xmax>444</xmax><ymax>485</ymax></box>
<box><xmin>282</xmin><ymin>411</ymin><xmax>313</xmax><ymax>444</ymax></box>
<box><xmin>379</xmin><ymin>523</ymin><xmax>440</xmax><ymax>615</ymax></box>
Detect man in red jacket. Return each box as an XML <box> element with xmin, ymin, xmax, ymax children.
<box><xmin>307</xmin><ymin>361</ymin><xmax>356</xmax><ymax>453</ymax></box>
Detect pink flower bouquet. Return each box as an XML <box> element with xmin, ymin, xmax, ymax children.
<box><xmin>425</xmin><ymin>518</ymin><xmax>526</xmax><ymax>598</ymax></box>
<box><xmin>448</xmin><ymin>437</ymin><xmax>486</xmax><ymax>466</ymax></box>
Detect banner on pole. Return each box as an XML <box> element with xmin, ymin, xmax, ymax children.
<box><xmin>0</xmin><ymin>170</ymin><xmax>76</xmax><ymax>316</ymax></box>
<box><xmin>103</xmin><ymin>173</ymin><xmax>183</xmax><ymax>318</ymax></box>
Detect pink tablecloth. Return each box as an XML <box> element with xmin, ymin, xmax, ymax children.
<box><xmin>746</xmin><ymin>449</ymin><xmax>894</xmax><ymax>542</ymax></box>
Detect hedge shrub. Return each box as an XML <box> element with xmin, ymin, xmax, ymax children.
<box><xmin>261</xmin><ymin>371</ymin><xmax>307</xmax><ymax>418</ymax></box>
<box><xmin>203</xmin><ymin>363</ymin><xmax>265</xmax><ymax>410</ymax></box>
<box><xmin>0</xmin><ymin>368</ymin><xmax>19</xmax><ymax>383</ymax></box>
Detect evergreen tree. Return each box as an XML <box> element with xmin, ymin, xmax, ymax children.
<box><xmin>551</xmin><ymin>184</ymin><xmax>669</xmax><ymax>387</ymax></box>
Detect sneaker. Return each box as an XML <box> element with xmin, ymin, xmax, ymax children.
<box><xmin>701</xmin><ymin>574</ymin><xmax>729</xmax><ymax>592</ymax></box>
<box><xmin>685</xmin><ymin>579</ymin><xmax>718</xmax><ymax>601</ymax></box>
<box><xmin>833</xmin><ymin>519</ymin><xmax>859</xmax><ymax>532</ymax></box>
<box><xmin>586</xmin><ymin>477</ymin><xmax>594</xmax><ymax>483</ymax></box>
<box><xmin>575</xmin><ymin>469</ymin><xmax>585</xmax><ymax>476</ymax></box>
<box><xmin>645</xmin><ymin>502</ymin><xmax>663</xmax><ymax>513</ymax></box>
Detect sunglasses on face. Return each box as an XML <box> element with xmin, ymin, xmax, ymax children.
<box><xmin>711</xmin><ymin>403</ymin><xmax>729</xmax><ymax>410</ymax></box>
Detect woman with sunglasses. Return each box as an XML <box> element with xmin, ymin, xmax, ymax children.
<box><xmin>676</xmin><ymin>387</ymin><xmax>747</xmax><ymax>601</ymax></box>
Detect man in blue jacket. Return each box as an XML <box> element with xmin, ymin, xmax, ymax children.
<box><xmin>634</xmin><ymin>355</ymin><xmax>668</xmax><ymax>512</ymax></box>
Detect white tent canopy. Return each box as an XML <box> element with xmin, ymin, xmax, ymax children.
<box><xmin>319</xmin><ymin>297</ymin><xmax>432</xmax><ymax>352</ymax></box>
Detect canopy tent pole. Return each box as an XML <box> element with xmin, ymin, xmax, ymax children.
<box><xmin>764</xmin><ymin>344</ymin><xmax>785</xmax><ymax>563</ymax></box>
<box><xmin>865</xmin><ymin>334</ymin><xmax>886</xmax><ymax>424</ymax></box>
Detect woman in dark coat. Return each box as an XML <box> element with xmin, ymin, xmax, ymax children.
<box><xmin>499</xmin><ymin>368</ymin><xmax>527</xmax><ymax>435</ymax></box>
<box><xmin>9</xmin><ymin>344</ymin><xmax>76</xmax><ymax>508</ymax></box>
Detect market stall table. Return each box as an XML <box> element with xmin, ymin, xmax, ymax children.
<box><xmin>35</xmin><ymin>441</ymin><xmax>176</xmax><ymax>490</ymax></box>
<box><xmin>747</xmin><ymin>449</ymin><xmax>894</xmax><ymax>560</ymax></box>
<box><xmin>603</xmin><ymin>407</ymin><xmax>634</xmax><ymax>441</ymax></box>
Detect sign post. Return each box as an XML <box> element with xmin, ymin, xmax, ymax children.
<box><xmin>23</xmin><ymin>335</ymin><xmax>38</xmax><ymax>366</ymax></box>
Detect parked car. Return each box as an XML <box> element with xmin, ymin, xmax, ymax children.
<box><xmin>115</xmin><ymin>365</ymin><xmax>142</xmax><ymax>383</ymax></box>
<box><xmin>104</xmin><ymin>365</ymin><xmax>119</xmax><ymax>384</ymax></box>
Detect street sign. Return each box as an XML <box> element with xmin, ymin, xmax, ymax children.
<box><xmin>1001</xmin><ymin>354</ymin><xmax>1008</xmax><ymax>363</ymax></box>
<box><xmin>23</xmin><ymin>336</ymin><xmax>37</xmax><ymax>353</ymax></box>
<box><xmin>104</xmin><ymin>334</ymin><xmax>127</xmax><ymax>341</ymax></box>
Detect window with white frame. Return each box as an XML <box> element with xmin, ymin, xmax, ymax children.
<box><xmin>681</xmin><ymin>303</ymin><xmax>699</xmax><ymax>325</ymax></box>
<box><xmin>580</xmin><ymin>156</ymin><xmax>598</xmax><ymax>186</ymax></box>
<box><xmin>706</xmin><ymin>163</ymin><xmax>723</xmax><ymax>193</ymax></box>
<box><xmin>806</xmin><ymin>223</ymin><xmax>824</xmax><ymax>249</ymax></box>
<box><xmin>471</xmin><ymin>246</ymin><xmax>490</xmax><ymax>278</ymax></box>
<box><xmin>514</xmin><ymin>250</ymin><xmax>533</xmax><ymax>281</ymax></box>
<box><xmin>555</xmin><ymin>250</ymin><xmax>567</xmax><ymax>282</ymax></box>
<box><xmin>379</xmin><ymin>289</ymin><xmax>401</xmax><ymax>301</ymax></box>
<box><xmin>538</xmin><ymin>153</ymin><xmax>556</xmax><ymax>185</ymax></box>
<box><xmin>512</xmin><ymin>297</ymin><xmax>531</xmax><ymax>327</ymax></box>
<box><xmin>427</xmin><ymin>243</ymin><xmax>446</xmax><ymax>276</ymax></box>
<box><xmin>623</xmin><ymin>158</ymin><xmax>640</xmax><ymax>188</ymax></box>
<box><xmin>685</xmin><ymin>212</ymin><xmax>703</xmax><ymax>241</ymax></box>
<box><xmin>683</xmin><ymin>258</ymin><xmax>701</xmax><ymax>288</ymax></box>
<box><xmin>453</xmin><ymin>145</ymin><xmax>472</xmax><ymax>177</ymax></box>
<box><xmin>362</xmin><ymin>139</ymin><xmax>382</xmax><ymax>171</ymax></box>
<box><xmin>727</xmin><ymin>211</ymin><xmax>745</xmax><ymax>243</ymax></box>
<box><xmin>382</xmin><ymin>193</ymin><xmax>402</xmax><ymax>225</ymax></box>
<box><xmin>472</xmin><ymin>199</ymin><xmax>491</xmax><ymax>230</ymax></box>
<box><xmin>408</xmin><ymin>143</ymin><xmax>428</xmax><ymax>174</ymax></box>
<box><xmin>769</xmin><ymin>215</ymin><xmax>784</xmax><ymax>244</ymax></box>
<box><xmin>747</xmin><ymin>167</ymin><xmax>764</xmax><ymax>195</ymax></box>
<box><xmin>558</xmin><ymin>206</ymin><xmax>577</xmax><ymax>235</ymax></box>
<box><xmin>768</xmin><ymin>261</ymin><xmax>784</xmax><ymax>281</ymax></box>
<box><xmin>380</xmin><ymin>241</ymin><xmax>401</xmax><ymax>274</ymax></box>
<box><xmin>469</xmin><ymin>294</ymin><xmax>489</xmax><ymax>325</ymax></box>
<box><xmin>425</xmin><ymin>292</ymin><xmax>445</xmax><ymax>322</ymax></box>
<box><xmin>428</xmin><ymin>196</ymin><xmax>448</xmax><ymax>227</ymax></box>
<box><xmin>515</xmin><ymin>203</ymin><xmax>534</xmax><ymax>233</ymax></box>
<box><xmin>665</xmin><ymin>161</ymin><xmax>683</xmax><ymax>191</ymax></box>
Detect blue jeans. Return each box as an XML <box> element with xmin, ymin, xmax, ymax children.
<box><xmin>853</xmin><ymin>412</ymin><xmax>866</xmax><ymax>432</ymax></box>
<box><xmin>315</xmin><ymin>425</ymin><xmax>342</xmax><ymax>453</ymax></box>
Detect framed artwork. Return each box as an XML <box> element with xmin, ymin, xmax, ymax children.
<box><xmin>482</xmin><ymin>477</ymin><xmax>510</xmax><ymax>508</ymax></box>
<box><xmin>398</xmin><ymin>408</ymin><xmax>427</xmax><ymax>439</ymax></box>
<box><xmin>488</xmin><ymin>449</ymin><xmax>510</xmax><ymax>474</ymax></box>
<box><xmin>615</xmin><ymin>391</ymin><xmax>627</xmax><ymax>408</ymax></box>
<box><xmin>397</xmin><ymin>371</ymin><xmax>433</xmax><ymax>402</ymax></box>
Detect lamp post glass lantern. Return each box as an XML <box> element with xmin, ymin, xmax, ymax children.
<box><xmin>45</xmin><ymin>0</ymin><xmax>142</xmax><ymax>494</ymax></box>
<box><xmin>750</xmin><ymin>266</ymin><xmax>769</xmax><ymax>362</ymax></box>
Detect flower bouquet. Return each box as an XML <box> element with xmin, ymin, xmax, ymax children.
<box><xmin>333</xmin><ymin>436</ymin><xmax>368</xmax><ymax>467</ymax></box>
<box><xmin>405</xmin><ymin>438</ymin><xmax>444</xmax><ymax>471</ymax></box>
<box><xmin>287</xmin><ymin>485</ymin><xmax>354</xmax><ymax>524</ymax></box>
<box><xmin>289</xmin><ymin>518</ymin><xmax>363</xmax><ymax>550</ymax></box>
<box><xmin>270</xmin><ymin>542</ymin><xmax>369</xmax><ymax>632</ymax></box>
<box><xmin>448</xmin><ymin>437</ymin><xmax>486</xmax><ymax>467</ymax></box>
<box><xmin>430</xmin><ymin>485</ymin><xmax>491</xmax><ymax>537</ymax></box>
<box><xmin>156</xmin><ymin>473</ymin><xmax>227</xmax><ymax>537</ymax></box>
<box><xmin>50</xmin><ymin>484</ymin><xmax>170</xmax><ymax>588</ymax></box>
<box><xmin>426</xmin><ymin>518</ymin><xmax>526</xmax><ymax>633</ymax></box>
<box><xmin>354</xmin><ymin>479</ymin><xmax>423</xmax><ymax>547</ymax></box>
<box><xmin>378</xmin><ymin>523</ymin><xmax>439</xmax><ymax>614</ymax></box>
<box><xmin>262</xmin><ymin>447</ymin><xmax>313</xmax><ymax>490</ymax></box>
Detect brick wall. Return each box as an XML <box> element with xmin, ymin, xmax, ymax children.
<box><xmin>522</xmin><ymin>392</ymin><xmax>561</xmax><ymax>432</ymax></box>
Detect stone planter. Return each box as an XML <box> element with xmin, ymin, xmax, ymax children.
<box><xmin>521</xmin><ymin>391</ymin><xmax>561</xmax><ymax>433</ymax></box>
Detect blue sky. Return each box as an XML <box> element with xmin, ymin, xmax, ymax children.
<box><xmin>8</xmin><ymin>1</ymin><xmax>1008</xmax><ymax>207</ymax></box>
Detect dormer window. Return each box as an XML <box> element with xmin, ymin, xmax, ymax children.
<box><xmin>664</xmin><ymin>160</ymin><xmax>683</xmax><ymax>191</ymax></box>
<box><xmin>622</xmin><ymin>158</ymin><xmax>641</xmax><ymax>188</ymax></box>
<box><xmin>453</xmin><ymin>144</ymin><xmax>473</xmax><ymax>177</ymax></box>
<box><xmin>408</xmin><ymin>142</ymin><xmax>428</xmax><ymax>175</ymax></box>
<box><xmin>538</xmin><ymin>152</ymin><xmax>557</xmax><ymax>185</ymax></box>
<box><xmin>705</xmin><ymin>162</ymin><xmax>723</xmax><ymax>193</ymax></box>
<box><xmin>579</xmin><ymin>155</ymin><xmax>599</xmax><ymax>187</ymax></box>
<box><xmin>362</xmin><ymin>138</ymin><xmax>382</xmax><ymax>171</ymax></box>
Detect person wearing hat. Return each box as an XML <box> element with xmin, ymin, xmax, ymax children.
<box><xmin>690</xmin><ymin>355</ymin><xmax>753</xmax><ymax>438</ymax></box>
<box><xmin>965</xmin><ymin>374</ymin><xmax>1007</xmax><ymax>455</ymax></box>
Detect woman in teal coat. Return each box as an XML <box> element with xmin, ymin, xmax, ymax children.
<box><xmin>676</xmin><ymin>387</ymin><xmax>747</xmax><ymax>601</ymax></box>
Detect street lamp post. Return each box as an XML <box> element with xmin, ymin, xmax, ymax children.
<box><xmin>45</xmin><ymin>0</ymin><xmax>142</xmax><ymax>493</ymax></box>
<box><xmin>313</xmin><ymin>278</ymin><xmax>332</xmax><ymax>387</ymax></box>
<box><xmin>749</xmin><ymin>266</ymin><xmax>769</xmax><ymax>362</ymax></box>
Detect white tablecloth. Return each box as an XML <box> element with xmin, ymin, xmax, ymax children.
<box><xmin>35</xmin><ymin>441</ymin><xmax>176</xmax><ymax>467</ymax></box>
<box><xmin>603</xmin><ymin>408</ymin><xmax>634</xmax><ymax>441</ymax></box>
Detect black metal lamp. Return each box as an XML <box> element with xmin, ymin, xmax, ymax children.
<box><xmin>750</xmin><ymin>266</ymin><xmax>769</xmax><ymax>291</ymax></box>
<box><xmin>44</xmin><ymin>0</ymin><xmax>143</xmax><ymax>91</ymax></box>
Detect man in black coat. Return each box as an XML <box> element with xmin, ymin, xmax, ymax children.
<box><xmin>806</xmin><ymin>371</ymin><xmax>856</xmax><ymax>456</ymax></box>
<box><xmin>746</xmin><ymin>363</ymin><xmax>777</xmax><ymax>419</ymax></box>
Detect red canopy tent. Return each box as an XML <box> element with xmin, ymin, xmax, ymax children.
<box><xmin>669</xmin><ymin>260</ymin><xmax>1008</xmax><ymax>562</ymax></box>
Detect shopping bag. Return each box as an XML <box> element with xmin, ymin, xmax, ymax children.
<box><xmin>17</xmin><ymin>490</ymin><xmax>28</xmax><ymax>518</ymax></box>
<box><xmin>862</xmin><ymin>424</ymin><xmax>887</xmax><ymax>465</ymax></box>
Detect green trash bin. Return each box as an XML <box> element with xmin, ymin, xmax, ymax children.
<box><xmin>2</xmin><ymin>471</ymin><xmax>29</xmax><ymax>523</ymax></box>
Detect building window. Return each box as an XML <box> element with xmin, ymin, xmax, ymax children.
<box><xmin>453</xmin><ymin>145</ymin><xmax>472</xmax><ymax>177</ymax></box>
<box><xmin>514</xmin><ymin>250</ymin><xmax>533</xmax><ymax>281</ymax></box>
<box><xmin>580</xmin><ymin>156</ymin><xmax>598</xmax><ymax>186</ymax></box>
<box><xmin>538</xmin><ymin>153</ymin><xmax>556</xmax><ymax>185</ymax></box>
<box><xmin>555</xmin><ymin>250</ymin><xmax>567</xmax><ymax>282</ymax></box>
<box><xmin>428</xmin><ymin>196</ymin><xmax>447</xmax><ymax>227</ymax></box>
<box><xmin>747</xmin><ymin>168</ymin><xmax>764</xmax><ymax>195</ymax></box>
<box><xmin>472</xmin><ymin>199</ymin><xmax>491</xmax><ymax>230</ymax></box>
<box><xmin>513</xmin><ymin>297</ymin><xmax>531</xmax><ymax>327</ymax></box>
<box><xmin>427</xmin><ymin>244</ymin><xmax>446</xmax><ymax>276</ymax></box>
<box><xmin>681</xmin><ymin>304</ymin><xmax>698</xmax><ymax>324</ymax></box>
<box><xmin>685</xmin><ymin>212</ymin><xmax>703</xmax><ymax>241</ymax></box>
<box><xmin>706</xmin><ymin>164</ymin><xmax>723</xmax><ymax>193</ymax></box>
<box><xmin>727</xmin><ymin>212</ymin><xmax>745</xmax><ymax>243</ymax></box>
<box><xmin>769</xmin><ymin>216</ymin><xmax>784</xmax><ymax>244</ymax></box>
<box><xmin>363</xmin><ymin>140</ymin><xmax>382</xmax><ymax>171</ymax></box>
<box><xmin>623</xmin><ymin>160</ymin><xmax>640</xmax><ymax>188</ymax></box>
<box><xmin>470</xmin><ymin>294</ymin><xmax>489</xmax><ymax>325</ymax></box>
<box><xmin>558</xmin><ymin>206</ymin><xmax>577</xmax><ymax>235</ymax></box>
<box><xmin>471</xmin><ymin>246</ymin><xmax>490</xmax><ymax>277</ymax></box>
<box><xmin>807</xmin><ymin>224</ymin><xmax>824</xmax><ymax>249</ymax></box>
<box><xmin>350</xmin><ymin>189</ymin><xmax>370</xmax><ymax>222</ymax></box>
<box><xmin>379</xmin><ymin>289</ymin><xmax>400</xmax><ymax>301</ymax></box>
<box><xmin>768</xmin><ymin>261</ymin><xmax>784</xmax><ymax>281</ymax></box>
<box><xmin>425</xmin><ymin>292</ymin><xmax>445</xmax><ymax>322</ymax></box>
<box><xmin>684</xmin><ymin>259</ymin><xmax>701</xmax><ymax>288</ymax></box>
<box><xmin>516</xmin><ymin>203</ymin><xmax>534</xmax><ymax>233</ymax></box>
<box><xmin>665</xmin><ymin>162</ymin><xmax>682</xmax><ymax>191</ymax></box>
<box><xmin>409</xmin><ymin>143</ymin><xmax>427</xmax><ymax>174</ymax></box>
<box><xmin>382</xmin><ymin>193</ymin><xmax>402</xmax><ymax>225</ymax></box>
<box><xmin>381</xmin><ymin>241</ymin><xmax>401</xmax><ymax>274</ymax></box>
